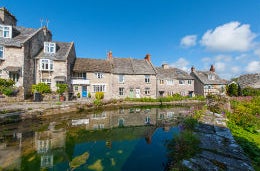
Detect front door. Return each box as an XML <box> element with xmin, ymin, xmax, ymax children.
<box><xmin>82</xmin><ymin>86</ymin><xmax>87</xmax><ymax>97</ymax></box>
<box><xmin>129</xmin><ymin>88</ymin><xmax>134</xmax><ymax>98</ymax></box>
<box><xmin>136</xmin><ymin>89</ymin><xmax>140</xmax><ymax>98</ymax></box>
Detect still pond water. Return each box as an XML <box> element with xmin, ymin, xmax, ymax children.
<box><xmin>0</xmin><ymin>106</ymin><xmax>196</xmax><ymax>171</ymax></box>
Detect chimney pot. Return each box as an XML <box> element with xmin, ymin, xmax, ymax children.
<box><xmin>145</xmin><ymin>53</ymin><xmax>151</xmax><ymax>62</ymax></box>
<box><xmin>107</xmin><ymin>50</ymin><xmax>113</xmax><ymax>60</ymax></box>
<box><xmin>191</xmin><ymin>66</ymin><xmax>195</xmax><ymax>72</ymax></box>
<box><xmin>210</xmin><ymin>65</ymin><xmax>215</xmax><ymax>72</ymax></box>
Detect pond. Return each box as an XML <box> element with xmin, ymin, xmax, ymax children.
<box><xmin>0</xmin><ymin>105</ymin><xmax>197</xmax><ymax>171</ymax></box>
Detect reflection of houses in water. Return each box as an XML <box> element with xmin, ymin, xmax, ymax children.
<box><xmin>0</xmin><ymin>132</ymin><xmax>22</xmax><ymax>170</ymax></box>
<box><xmin>34</xmin><ymin>122</ymin><xmax>66</xmax><ymax>168</ymax></box>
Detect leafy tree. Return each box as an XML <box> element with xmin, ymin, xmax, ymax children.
<box><xmin>31</xmin><ymin>83</ymin><xmax>51</xmax><ymax>94</ymax></box>
<box><xmin>227</xmin><ymin>83</ymin><xmax>238</xmax><ymax>96</ymax></box>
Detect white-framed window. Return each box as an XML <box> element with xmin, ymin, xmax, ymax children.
<box><xmin>145</xmin><ymin>75</ymin><xmax>150</xmax><ymax>83</ymax></box>
<box><xmin>179</xmin><ymin>80</ymin><xmax>185</xmax><ymax>85</ymax></box>
<box><xmin>73</xmin><ymin>72</ymin><xmax>86</xmax><ymax>79</ymax></box>
<box><xmin>145</xmin><ymin>87</ymin><xmax>150</xmax><ymax>95</ymax></box>
<box><xmin>44</xmin><ymin>42</ymin><xmax>56</xmax><ymax>54</ymax></box>
<box><xmin>41</xmin><ymin>79</ymin><xmax>51</xmax><ymax>85</ymax></box>
<box><xmin>208</xmin><ymin>74</ymin><xmax>215</xmax><ymax>80</ymax></box>
<box><xmin>93</xmin><ymin>84</ymin><xmax>106</xmax><ymax>92</ymax></box>
<box><xmin>40</xmin><ymin>59</ymin><xmax>53</xmax><ymax>71</ymax></box>
<box><xmin>188</xmin><ymin>80</ymin><xmax>192</xmax><ymax>84</ymax></box>
<box><xmin>9</xmin><ymin>72</ymin><xmax>19</xmax><ymax>83</ymax></box>
<box><xmin>0</xmin><ymin>25</ymin><xmax>12</xmax><ymax>38</ymax></box>
<box><xmin>95</xmin><ymin>72</ymin><xmax>103</xmax><ymax>79</ymax></box>
<box><xmin>166</xmin><ymin>80</ymin><xmax>173</xmax><ymax>85</ymax></box>
<box><xmin>119</xmin><ymin>87</ymin><xmax>124</xmax><ymax>95</ymax></box>
<box><xmin>0</xmin><ymin>46</ymin><xmax>4</xmax><ymax>59</ymax></box>
<box><xmin>74</xmin><ymin>86</ymin><xmax>78</xmax><ymax>91</ymax></box>
<box><xmin>119</xmin><ymin>74</ymin><xmax>124</xmax><ymax>83</ymax></box>
<box><xmin>159</xmin><ymin>79</ymin><xmax>164</xmax><ymax>85</ymax></box>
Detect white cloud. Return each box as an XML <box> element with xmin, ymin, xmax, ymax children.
<box><xmin>254</xmin><ymin>48</ymin><xmax>260</xmax><ymax>58</ymax></box>
<box><xmin>170</xmin><ymin>58</ymin><xmax>189</xmax><ymax>71</ymax></box>
<box><xmin>214</xmin><ymin>55</ymin><xmax>232</xmax><ymax>62</ymax></box>
<box><xmin>231</xmin><ymin>66</ymin><xmax>240</xmax><ymax>74</ymax></box>
<box><xmin>235</xmin><ymin>54</ymin><xmax>249</xmax><ymax>61</ymax></box>
<box><xmin>200</xmin><ymin>21</ymin><xmax>256</xmax><ymax>52</ymax></box>
<box><xmin>201</xmin><ymin>57</ymin><xmax>211</xmax><ymax>63</ymax></box>
<box><xmin>180</xmin><ymin>35</ymin><xmax>197</xmax><ymax>47</ymax></box>
<box><xmin>215</xmin><ymin>62</ymin><xmax>226</xmax><ymax>72</ymax></box>
<box><xmin>245</xmin><ymin>61</ymin><xmax>260</xmax><ymax>73</ymax></box>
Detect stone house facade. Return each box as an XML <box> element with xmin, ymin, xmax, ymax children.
<box><xmin>35</xmin><ymin>41</ymin><xmax>76</xmax><ymax>92</ymax></box>
<box><xmin>190</xmin><ymin>65</ymin><xmax>227</xmax><ymax>97</ymax></box>
<box><xmin>72</xmin><ymin>58</ymin><xmax>113</xmax><ymax>99</ymax></box>
<box><xmin>156</xmin><ymin>64</ymin><xmax>194</xmax><ymax>97</ymax></box>
<box><xmin>0</xmin><ymin>7</ymin><xmax>52</xmax><ymax>98</ymax></box>
<box><xmin>109</xmin><ymin>53</ymin><xmax>157</xmax><ymax>99</ymax></box>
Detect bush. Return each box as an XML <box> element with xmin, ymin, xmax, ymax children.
<box><xmin>0</xmin><ymin>78</ymin><xmax>15</xmax><ymax>87</ymax></box>
<box><xmin>227</xmin><ymin>83</ymin><xmax>239</xmax><ymax>96</ymax></box>
<box><xmin>31</xmin><ymin>83</ymin><xmax>51</xmax><ymax>94</ymax></box>
<box><xmin>242</xmin><ymin>87</ymin><xmax>260</xmax><ymax>96</ymax></box>
<box><xmin>56</xmin><ymin>83</ymin><xmax>68</xmax><ymax>95</ymax></box>
<box><xmin>95</xmin><ymin>92</ymin><xmax>104</xmax><ymax>100</ymax></box>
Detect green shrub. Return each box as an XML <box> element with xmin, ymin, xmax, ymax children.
<box><xmin>56</xmin><ymin>83</ymin><xmax>68</xmax><ymax>95</ymax></box>
<box><xmin>31</xmin><ymin>83</ymin><xmax>51</xmax><ymax>94</ymax></box>
<box><xmin>0</xmin><ymin>78</ymin><xmax>14</xmax><ymax>87</ymax></box>
<box><xmin>93</xmin><ymin>99</ymin><xmax>102</xmax><ymax>106</ymax></box>
<box><xmin>242</xmin><ymin>87</ymin><xmax>260</xmax><ymax>96</ymax></box>
<box><xmin>95</xmin><ymin>92</ymin><xmax>104</xmax><ymax>100</ymax></box>
<box><xmin>2</xmin><ymin>87</ymin><xmax>13</xmax><ymax>96</ymax></box>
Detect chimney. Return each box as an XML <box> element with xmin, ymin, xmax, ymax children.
<box><xmin>191</xmin><ymin>66</ymin><xmax>195</xmax><ymax>72</ymax></box>
<box><xmin>162</xmin><ymin>63</ymin><xmax>169</xmax><ymax>69</ymax></box>
<box><xmin>107</xmin><ymin>50</ymin><xmax>113</xmax><ymax>60</ymax></box>
<box><xmin>144</xmin><ymin>53</ymin><xmax>151</xmax><ymax>62</ymax></box>
<box><xmin>210</xmin><ymin>65</ymin><xmax>215</xmax><ymax>72</ymax></box>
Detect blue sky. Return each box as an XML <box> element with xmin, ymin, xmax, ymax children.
<box><xmin>2</xmin><ymin>0</ymin><xmax>260</xmax><ymax>79</ymax></box>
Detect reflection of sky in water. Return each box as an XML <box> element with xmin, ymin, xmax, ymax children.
<box><xmin>72</xmin><ymin>127</ymin><xmax>179</xmax><ymax>171</ymax></box>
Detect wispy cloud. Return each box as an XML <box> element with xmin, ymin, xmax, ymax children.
<box><xmin>180</xmin><ymin>35</ymin><xmax>197</xmax><ymax>47</ymax></box>
<box><xmin>246</xmin><ymin>61</ymin><xmax>260</xmax><ymax>73</ymax></box>
<box><xmin>170</xmin><ymin>57</ymin><xmax>189</xmax><ymax>71</ymax></box>
<box><xmin>200</xmin><ymin>21</ymin><xmax>256</xmax><ymax>52</ymax></box>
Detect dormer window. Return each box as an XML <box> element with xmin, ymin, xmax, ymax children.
<box><xmin>0</xmin><ymin>25</ymin><xmax>12</xmax><ymax>38</ymax></box>
<box><xmin>208</xmin><ymin>74</ymin><xmax>215</xmax><ymax>80</ymax></box>
<box><xmin>44</xmin><ymin>42</ymin><xmax>56</xmax><ymax>54</ymax></box>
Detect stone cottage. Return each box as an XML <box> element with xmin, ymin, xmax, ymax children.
<box><xmin>236</xmin><ymin>73</ymin><xmax>260</xmax><ymax>89</ymax></box>
<box><xmin>109</xmin><ymin>52</ymin><xmax>157</xmax><ymax>99</ymax></box>
<box><xmin>156</xmin><ymin>64</ymin><xmax>194</xmax><ymax>97</ymax></box>
<box><xmin>190</xmin><ymin>65</ymin><xmax>227</xmax><ymax>96</ymax></box>
<box><xmin>72</xmin><ymin>58</ymin><xmax>112</xmax><ymax>99</ymax></box>
<box><xmin>35</xmin><ymin>41</ymin><xmax>76</xmax><ymax>92</ymax></box>
<box><xmin>0</xmin><ymin>7</ymin><xmax>51</xmax><ymax>98</ymax></box>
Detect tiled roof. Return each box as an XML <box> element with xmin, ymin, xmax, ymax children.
<box><xmin>156</xmin><ymin>67</ymin><xmax>193</xmax><ymax>80</ymax></box>
<box><xmin>191</xmin><ymin>71</ymin><xmax>227</xmax><ymax>85</ymax></box>
<box><xmin>36</xmin><ymin>42</ymin><xmax>73</xmax><ymax>61</ymax></box>
<box><xmin>73</xmin><ymin>58</ymin><xmax>112</xmax><ymax>73</ymax></box>
<box><xmin>112</xmin><ymin>58</ymin><xmax>156</xmax><ymax>75</ymax></box>
<box><xmin>237</xmin><ymin>73</ymin><xmax>260</xmax><ymax>89</ymax></box>
<box><xmin>0</xmin><ymin>26</ymin><xmax>40</xmax><ymax>47</ymax></box>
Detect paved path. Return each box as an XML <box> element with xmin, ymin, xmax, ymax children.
<box><xmin>182</xmin><ymin>111</ymin><xmax>255</xmax><ymax>171</ymax></box>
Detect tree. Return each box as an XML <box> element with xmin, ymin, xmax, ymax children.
<box><xmin>227</xmin><ymin>83</ymin><xmax>238</xmax><ymax>96</ymax></box>
<box><xmin>31</xmin><ymin>83</ymin><xmax>51</xmax><ymax>94</ymax></box>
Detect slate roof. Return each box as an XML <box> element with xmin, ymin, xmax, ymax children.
<box><xmin>73</xmin><ymin>58</ymin><xmax>112</xmax><ymax>73</ymax></box>
<box><xmin>191</xmin><ymin>71</ymin><xmax>227</xmax><ymax>85</ymax></box>
<box><xmin>237</xmin><ymin>73</ymin><xmax>260</xmax><ymax>89</ymax></box>
<box><xmin>111</xmin><ymin>58</ymin><xmax>156</xmax><ymax>75</ymax></box>
<box><xmin>36</xmin><ymin>42</ymin><xmax>73</xmax><ymax>61</ymax></box>
<box><xmin>156</xmin><ymin>67</ymin><xmax>193</xmax><ymax>80</ymax></box>
<box><xmin>0</xmin><ymin>26</ymin><xmax>40</xmax><ymax>47</ymax></box>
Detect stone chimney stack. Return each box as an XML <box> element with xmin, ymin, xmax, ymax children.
<box><xmin>107</xmin><ymin>50</ymin><xmax>113</xmax><ymax>60</ymax></box>
<box><xmin>0</xmin><ymin>7</ymin><xmax>17</xmax><ymax>26</ymax></box>
<box><xmin>210</xmin><ymin>64</ymin><xmax>215</xmax><ymax>72</ymax></box>
<box><xmin>144</xmin><ymin>54</ymin><xmax>151</xmax><ymax>62</ymax></box>
<box><xmin>191</xmin><ymin>66</ymin><xmax>195</xmax><ymax>72</ymax></box>
<box><xmin>162</xmin><ymin>63</ymin><xmax>169</xmax><ymax>69</ymax></box>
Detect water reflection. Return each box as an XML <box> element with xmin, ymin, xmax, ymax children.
<box><xmin>0</xmin><ymin>106</ymin><xmax>195</xmax><ymax>171</ymax></box>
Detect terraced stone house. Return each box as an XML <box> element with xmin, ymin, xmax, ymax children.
<box><xmin>156</xmin><ymin>64</ymin><xmax>194</xmax><ymax>97</ymax></box>
<box><xmin>190</xmin><ymin>65</ymin><xmax>227</xmax><ymax>96</ymax></box>
<box><xmin>0</xmin><ymin>7</ymin><xmax>52</xmax><ymax>98</ymax></box>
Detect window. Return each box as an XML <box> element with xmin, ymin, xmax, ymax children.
<box><xmin>0</xmin><ymin>25</ymin><xmax>12</xmax><ymax>38</ymax></box>
<box><xmin>145</xmin><ymin>87</ymin><xmax>150</xmax><ymax>95</ymax></box>
<box><xmin>74</xmin><ymin>86</ymin><xmax>78</xmax><ymax>91</ymax></box>
<box><xmin>93</xmin><ymin>84</ymin><xmax>106</xmax><ymax>92</ymax></box>
<box><xmin>188</xmin><ymin>80</ymin><xmax>192</xmax><ymax>84</ymax></box>
<box><xmin>145</xmin><ymin>75</ymin><xmax>150</xmax><ymax>83</ymax></box>
<box><xmin>166</xmin><ymin>80</ymin><xmax>173</xmax><ymax>85</ymax></box>
<box><xmin>95</xmin><ymin>72</ymin><xmax>103</xmax><ymax>79</ymax></box>
<box><xmin>119</xmin><ymin>87</ymin><xmax>124</xmax><ymax>95</ymax></box>
<box><xmin>56</xmin><ymin>81</ymin><xmax>65</xmax><ymax>85</ymax></box>
<box><xmin>179</xmin><ymin>80</ymin><xmax>185</xmax><ymax>85</ymax></box>
<box><xmin>208</xmin><ymin>74</ymin><xmax>215</xmax><ymax>80</ymax></box>
<box><xmin>73</xmin><ymin>72</ymin><xmax>86</xmax><ymax>79</ymax></box>
<box><xmin>0</xmin><ymin>46</ymin><xmax>3</xmax><ymax>59</ymax></box>
<box><xmin>119</xmin><ymin>75</ymin><xmax>124</xmax><ymax>83</ymax></box>
<box><xmin>159</xmin><ymin>79</ymin><xmax>164</xmax><ymax>85</ymax></box>
<box><xmin>41</xmin><ymin>79</ymin><xmax>51</xmax><ymax>85</ymax></box>
<box><xmin>9</xmin><ymin>72</ymin><xmax>19</xmax><ymax>83</ymax></box>
<box><xmin>40</xmin><ymin>59</ymin><xmax>53</xmax><ymax>71</ymax></box>
<box><xmin>44</xmin><ymin>42</ymin><xmax>56</xmax><ymax>54</ymax></box>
